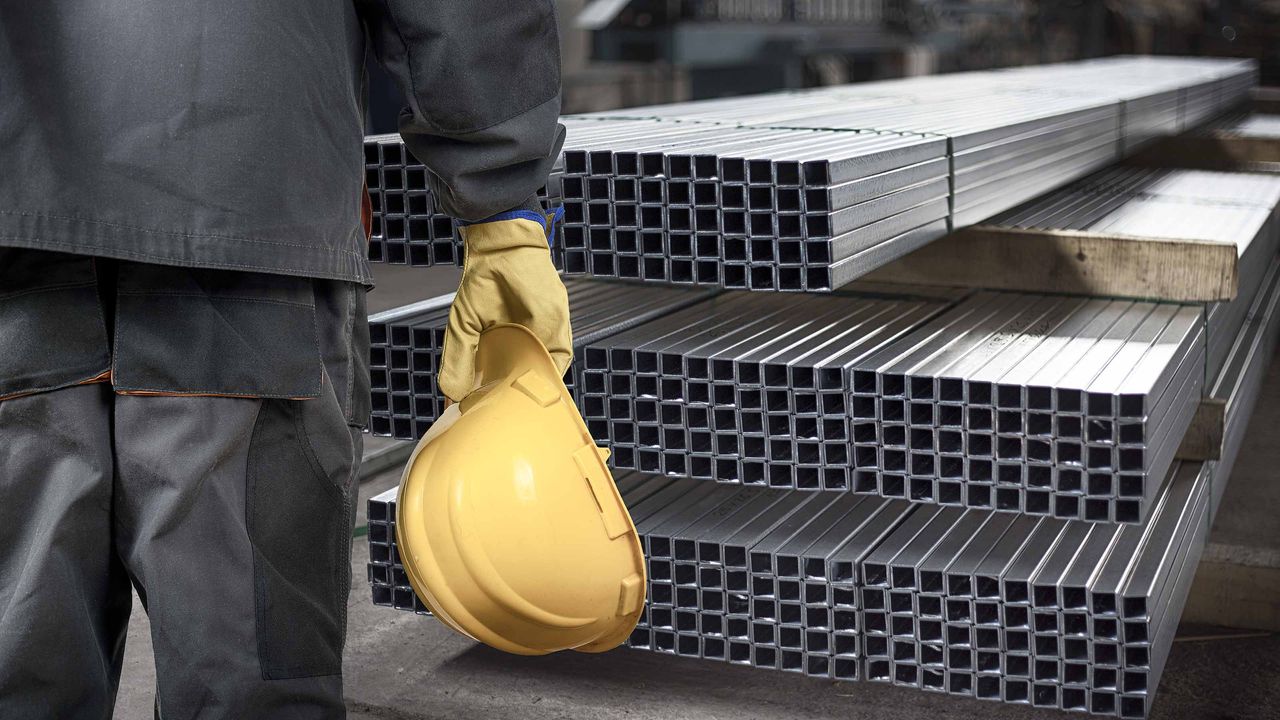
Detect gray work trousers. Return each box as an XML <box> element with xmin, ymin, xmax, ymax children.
<box><xmin>0</xmin><ymin>249</ymin><xmax>369</xmax><ymax>719</ymax></box>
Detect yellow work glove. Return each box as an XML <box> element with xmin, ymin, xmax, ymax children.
<box><xmin>438</xmin><ymin>210</ymin><xmax>572</xmax><ymax>403</ymax></box>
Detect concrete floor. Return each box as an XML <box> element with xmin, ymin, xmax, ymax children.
<box><xmin>111</xmin><ymin>266</ymin><xmax>1280</xmax><ymax>718</ymax></box>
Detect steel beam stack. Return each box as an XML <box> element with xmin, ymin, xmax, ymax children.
<box><xmin>365</xmin><ymin>459</ymin><xmax>1220</xmax><ymax>718</ymax></box>
<box><xmin>555</xmin><ymin>56</ymin><xmax>1254</xmax><ymax>287</ymax></box>
<box><xmin>577</xmin><ymin>289</ymin><xmax>959</xmax><ymax>489</ymax></box>
<box><xmin>364</xmin><ymin>57</ymin><xmax>1256</xmax><ymax>290</ymax></box>
<box><xmin>987</xmin><ymin>166</ymin><xmax>1280</xmax><ymax>380</ymax></box>
<box><xmin>994</xmin><ymin>56</ymin><xmax>1257</xmax><ymax>151</ymax></box>
<box><xmin>857</xmin><ymin>292</ymin><xmax>1205</xmax><ymax>524</ymax></box>
<box><xmin>368</xmin><ymin>278</ymin><xmax>713</xmax><ymax>440</ymax></box>
<box><xmin>365</xmin><ymin>134</ymin><xmax>462</xmax><ymax>266</ymax></box>
<box><xmin>1209</xmin><ymin>112</ymin><xmax>1280</xmax><ymax>139</ymax></box>
<box><xmin>559</xmin><ymin>123</ymin><xmax>951</xmax><ymax>291</ymax></box>
<box><xmin>576</xmin><ymin>288</ymin><xmax>1205</xmax><ymax>524</ymax></box>
<box><xmin>856</xmin><ymin>460</ymin><xmax>1213</xmax><ymax>716</ymax></box>
<box><xmin>366</xmin><ymin>486</ymin><xmax>432</xmax><ymax>615</ymax></box>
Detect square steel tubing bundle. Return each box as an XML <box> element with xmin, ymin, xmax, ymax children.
<box><xmin>363</xmin><ymin>56</ymin><xmax>1254</xmax><ymax>283</ymax></box>
<box><xmin>575</xmin><ymin>286</ymin><xmax>1204</xmax><ymax>523</ymax></box>
<box><xmin>854</xmin><ymin>460</ymin><xmax>1215</xmax><ymax>717</ymax></box>
<box><xmin>994</xmin><ymin>56</ymin><xmax>1255</xmax><ymax>149</ymax></box>
<box><xmin>559</xmin><ymin>124</ymin><xmax>950</xmax><ymax>292</ymax></box>
<box><xmin>365</xmin><ymin>463</ymin><xmax>1223</xmax><ymax>718</ymax></box>
<box><xmin>365</xmin><ymin>475</ymin><xmax>919</xmax><ymax>681</ymax></box>
<box><xmin>556</xmin><ymin>57</ymin><xmax>1254</xmax><ymax>290</ymax></box>
<box><xmin>857</xmin><ymin>291</ymin><xmax>1205</xmax><ymax>524</ymax></box>
<box><xmin>367</xmin><ymin>279</ymin><xmax>714</xmax><ymax>440</ymax></box>
<box><xmin>364</xmin><ymin>134</ymin><xmax>458</xmax><ymax>267</ymax></box>
<box><xmin>366</xmin><ymin>486</ymin><xmax>433</xmax><ymax>615</ymax></box>
<box><xmin>576</xmin><ymin>288</ymin><xmax>959</xmax><ymax>489</ymax></box>
<box><xmin>988</xmin><ymin>166</ymin><xmax>1280</xmax><ymax>380</ymax></box>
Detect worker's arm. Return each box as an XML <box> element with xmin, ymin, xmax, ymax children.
<box><xmin>356</xmin><ymin>0</ymin><xmax>566</xmax><ymax>220</ymax></box>
<box><xmin>357</xmin><ymin>1</ymin><xmax>572</xmax><ymax>402</ymax></box>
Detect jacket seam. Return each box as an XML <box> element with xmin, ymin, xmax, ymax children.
<box><xmin>111</xmin><ymin>387</ymin><xmax>318</xmax><ymax>399</ymax></box>
<box><xmin>0</xmin><ymin>236</ymin><xmax>370</xmax><ymax>280</ymax></box>
<box><xmin>0</xmin><ymin>209</ymin><xmax>364</xmax><ymax>252</ymax></box>
<box><xmin>343</xmin><ymin>286</ymin><xmax>357</xmax><ymax>424</ymax></box>
<box><xmin>0</xmin><ymin>280</ymin><xmax>98</xmax><ymax>303</ymax></box>
<box><xmin>0</xmin><ymin>367</ymin><xmax>111</xmax><ymax>402</ymax></box>
<box><xmin>377</xmin><ymin>0</ymin><xmax>422</xmax><ymax>123</ymax></box>
<box><xmin>116</xmin><ymin>291</ymin><xmax>315</xmax><ymax>309</ymax></box>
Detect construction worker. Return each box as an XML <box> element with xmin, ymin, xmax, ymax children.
<box><xmin>0</xmin><ymin>3</ymin><xmax>571</xmax><ymax>718</ymax></box>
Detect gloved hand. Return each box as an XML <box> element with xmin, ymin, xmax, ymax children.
<box><xmin>438</xmin><ymin>209</ymin><xmax>572</xmax><ymax>402</ymax></box>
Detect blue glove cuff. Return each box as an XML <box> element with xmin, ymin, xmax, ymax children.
<box><xmin>459</xmin><ymin>206</ymin><xmax>563</xmax><ymax>247</ymax></box>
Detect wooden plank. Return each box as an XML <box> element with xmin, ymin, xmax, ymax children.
<box><xmin>1176</xmin><ymin>397</ymin><xmax>1227</xmax><ymax>462</ymax></box>
<box><xmin>861</xmin><ymin>225</ymin><xmax>1239</xmax><ymax>302</ymax></box>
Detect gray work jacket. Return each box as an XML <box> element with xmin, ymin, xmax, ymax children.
<box><xmin>0</xmin><ymin>1</ymin><xmax>566</xmax><ymax>284</ymax></box>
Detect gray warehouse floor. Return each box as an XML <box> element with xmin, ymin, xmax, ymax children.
<box><xmin>110</xmin><ymin>266</ymin><xmax>1280</xmax><ymax>719</ymax></box>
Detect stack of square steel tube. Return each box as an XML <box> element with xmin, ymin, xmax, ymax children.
<box><xmin>367</xmin><ymin>278</ymin><xmax>713</xmax><ymax>440</ymax></box>
<box><xmin>363</xmin><ymin>54</ymin><xmax>1280</xmax><ymax>719</ymax></box>
<box><xmin>558</xmin><ymin>123</ymin><xmax>950</xmax><ymax>291</ymax></box>
<box><xmin>367</xmin><ymin>263</ymin><xmax>1280</xmax><ymax>717</ymax></box>
<box><xmin>576</xmin><ymin>290</ymin><xmax>1205</xmax><ymax>525</ymax></box>
<box><xmin>364</xmin><ymin>56</ymin><xmax>1255</xmax><ymax>287</ymax></box>
<box><xmin>367</xmin><ymin>457</ymin><xmax>1219</xmax><ymax>717</ymax></box>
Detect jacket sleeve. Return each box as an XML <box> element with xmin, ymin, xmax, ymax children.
<box><xmin>356</xmin><ymin>0</ymin><xmax>566</xmax><ymax>221</ymax></box>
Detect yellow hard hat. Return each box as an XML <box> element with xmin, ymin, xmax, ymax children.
<box><xmin>396</xmin><ymin>323</ymin><xmax>647</xmax><ymax>655</ymax></box>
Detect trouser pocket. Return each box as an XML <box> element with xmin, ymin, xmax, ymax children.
<box><xmin>0</xmin><ymin>249</ymin><xmax>110</xmax><ymax>399</ymax></box>
<box><xmin>245</xmin><ymin>371</ymin><xmax>359</xmax><ymax>680</ymax></box>
<box><xmin>112</xmin><ymin>262</ymin><xmax>322</xmax><ymax>398</ymax></box>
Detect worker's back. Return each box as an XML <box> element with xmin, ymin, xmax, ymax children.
<box><xmin>0</xmin><ymin>1</ymin><xmax>369</xmax><ymax>281</ymax></box>
<box><xmin>0</xmin><ymin>0</ymin><xmax>564</xmax><ymax>285</ymax></box>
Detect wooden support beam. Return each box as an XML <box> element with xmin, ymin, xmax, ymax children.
<box><xmin>862</xmin><ymin>225</ymin><xmax>1239</xmax><ymax>302</ymax></box>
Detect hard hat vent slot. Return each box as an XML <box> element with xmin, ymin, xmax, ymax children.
<box><xmin>573</xmin><ymin>444</ymin><xmax>628</xmax><ymax>540</ymax></box>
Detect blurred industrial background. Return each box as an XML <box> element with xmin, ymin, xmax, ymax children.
<box><xmin>366</xmin><ymin>0</ymin><xmax>1280</xmax><ymax>132</ymax></box>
